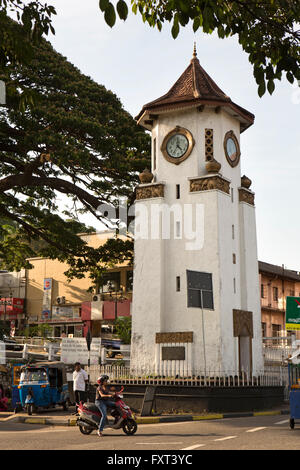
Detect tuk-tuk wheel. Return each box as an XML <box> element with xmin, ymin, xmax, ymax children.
<box><xmin>27</xmin><ymin>404</ymin><xmax>34</xmax><ymax>416</ymax></box>
<box><xmin>290</xmin><ymin>418</ymin><xmax>295</xmax><ymax>429</ymax></box>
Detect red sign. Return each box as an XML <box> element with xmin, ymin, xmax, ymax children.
<box><xmin>0</xmin><ymin>298</ymin><xmax>24</xmax><ymax>316</ymax></box>
<box><xmin>103</xmin><ymin>299</ymin><xmax>131</xmax><ymax>320</ymax></box>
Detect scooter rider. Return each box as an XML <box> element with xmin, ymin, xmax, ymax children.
<box><xmin>95</xmin><ymin>375</ymin><xmax>117</xmax><ymax>437</ymax></box>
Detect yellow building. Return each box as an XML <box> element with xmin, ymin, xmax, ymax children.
<box><xmin>25</xmin><ymin>231</ymin><xmax>133</xmax><ymax>338</ymax></box>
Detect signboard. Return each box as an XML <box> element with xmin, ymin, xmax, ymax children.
<box><xmin>286</xmin><ymin>296</ymin><xmax>300</xmax><ymax>330</ymax></box>
<box><xmin>52</xmin><ymin>305</ymin><xmax>80</xmax><ymax>320</ymax></box>
<box><xmin>61</xmin><ymin>337</ymin><xmax>101</xmax><ymax>365</ymax></box>
<box><xmin>0</xmin><ymin>341</ymin><xmax>5</xmax><ymax>365</ymax></box>
<box><xmin>42</xmin><ymin>278</ymin><xmax>53</xmax><ymax>320</ymax></box>
<box><xmin>0</xmin><ymin>298</ymin><xmax>24</xmax><ymax>316</ymax></box>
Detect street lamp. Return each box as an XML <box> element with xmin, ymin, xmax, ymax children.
<box><xmin>107</xmin><ymin>281</ymin><xmax>125</xmax><ymax>322</ymax></box>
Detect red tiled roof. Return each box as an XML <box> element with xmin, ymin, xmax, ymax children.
<box><xmin>136</xmin><ymin>51</ymin><xmax>254</xmax><ymax>131</ymax></box>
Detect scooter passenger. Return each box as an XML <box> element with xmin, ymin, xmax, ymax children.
<box><xmin>95</xmin><ymin>375</ymin><xmax>116</xmax><ymax>437</ymax></box>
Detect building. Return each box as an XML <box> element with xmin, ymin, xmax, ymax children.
<box><xmin>259</xmin><ymin>261</ymin><xmax>300</xmax><ymax>339</ymax></box>
<box><xmin>25</xmin><ymin>231</ymin><xmax>132</xmax><ymax>338</ymax></box>
<box><xmin>0</xmin><ymin>269</ymin><xmax>26</xmax><ymax>334</ymax></box>
<box><xmin>130</xmin><ymin>46</ymin><xmax>264</xmax><ymax>376</ymax></box>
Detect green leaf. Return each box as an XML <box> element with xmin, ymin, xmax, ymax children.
<box><xmin>267</xmin><ymin>79</ymin><xmax>275</xmax><ymax>95</ymax></box>
<box><xmin>116</xmin><ymin>0</ymin><xmax>128</xmax><ymax>20</ymax></box>
<box><xmin>104</xmin><ymin>3</ymin><xmax>116</xmax><ymax>27</ymax></box>
<box><xmin>99</xmin><ymin>0</ymin><xmax>109</xmax><ymax>12</ymax></box>
<box><xmin>193</xmin><ymin>17</ymin><xmax>200</xmax><ymax>32</ymax></box>
<box><xmin>171</xmin><ymin>16</ymin><xmax>179</xmax><ymax>39</ymax></box>
<box><xmin>286</xmin><ymin>71</ymin><xmax>294</xmax><ymax>84</ymax></box>
<box><xmin>258</xmin><ymin>80</ymin><xmax>266</xmax><ymax>97</ymax></box>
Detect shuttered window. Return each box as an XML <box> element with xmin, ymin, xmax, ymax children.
<box><xmin>186</xmin><ymin>270</ymin><xmax>214</xmax><ymax>309</ymax></box>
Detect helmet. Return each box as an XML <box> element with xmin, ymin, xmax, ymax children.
<box><xmin>97</xmin><ymin>375</ymin><xmax>109</xmax><ymax>385</ymax></box>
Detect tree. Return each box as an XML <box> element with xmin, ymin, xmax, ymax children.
<box><xmin>0</xmin><ymin>1</ymin><xmax>56</xmax><ymax>66</ymax></box>
<box><xmin>99</xmin><ymin>0</ymin><xmax>300</xmax><ymax>96</ymax></box>
<box><xmin>0</xmin><ymin>18</ymin><xmax>150</xmax><ymax>277</ymax></box>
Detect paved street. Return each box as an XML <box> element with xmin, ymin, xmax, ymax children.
<box><xmin>0</xmin><ymin>414</ymin><xmax>299</xmax><ymax>450</ymax></box>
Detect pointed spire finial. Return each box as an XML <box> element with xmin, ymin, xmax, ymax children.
<box><xmin>193</xmin><ymin>42</ymin><xmax>197</xmax><ymax>59</ymax></box>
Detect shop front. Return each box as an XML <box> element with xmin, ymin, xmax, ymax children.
<box><xmin>0</xmin><ymin>297</ymin><xmax>25</xmax><ymax>335</ymax></box>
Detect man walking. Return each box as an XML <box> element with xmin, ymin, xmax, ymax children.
<box><xmin>73</xmin><ymin>362</ymin><xmax>88</xmax><ymax>410</ymax></box>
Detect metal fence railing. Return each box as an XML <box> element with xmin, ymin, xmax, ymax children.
<box><xmin>87</xmin><ymin>364</ymin><xmax>289</xmax><ymax>390</ymax></box>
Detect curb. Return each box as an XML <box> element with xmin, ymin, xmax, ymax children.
<box><xmin>136</xmin><ymin>409</ymin><xmax>290</xmax><ymax>424</ymax></box>
<box><xmin>7</xmin><ymin>409</ymin><xmax>290</xmax><ymax>427</ymax></box>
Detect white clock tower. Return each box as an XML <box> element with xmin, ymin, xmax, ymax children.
<box><xmin>130</xmin><ymin>46</ymin><xmax>263</xmax><ymax>376</ymax></box>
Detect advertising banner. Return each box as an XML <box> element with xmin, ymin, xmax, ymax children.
<box><xmin>286</xmin><ymin>296</ymin><xmax>300</xmax><ymax>330</ymax></box>
<box><xmin>52</xmin><ymin>306</ymin><xmax>80</xmax><ymax>320</ymax></box>
<box><xmin>42</xmin><ymin>278</ymin><xmax>53</xmax><ymax>320</ymax></box>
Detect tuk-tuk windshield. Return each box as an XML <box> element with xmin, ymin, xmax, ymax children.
<box><xmin>20</xmin><ymin>368</ymin><xmax>48</xmax><ymax>382</ymax></box>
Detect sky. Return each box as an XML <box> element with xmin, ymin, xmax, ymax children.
<box><xmin>47</xmin><ymin>1</ymin><xmax>300</xmax><ymax>271</ymax></box>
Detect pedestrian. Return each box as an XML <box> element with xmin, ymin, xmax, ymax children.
<box><xmin>95</xmin><ymin>375</ymin><xmax>116</xmax><ymax>437</ymax></box>
<box><xmin>73</xmin><ymin>362</ymin><xmax>88</xmax><ymax>411</ymax></box>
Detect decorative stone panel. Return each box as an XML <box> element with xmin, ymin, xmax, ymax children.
<box><xmin>190</xmin><ymin>175</ymin><xmax>230</xmax><ymax>194</ymax></box>
<box><xmin>156</xmin><ymin>332</ymin><xmax>193</xmax><ymax>344</ymax></box>
<box><xmin>238</xmin><ymin>188</ymin><xmax>255</xmax><ymax>206</ymax></box>
<box><xmin>136</xmin><ymin>183</ymin><xmax>165</xmax><ymax>200</ymax></box>
<box><xmin>233</xmin><ymin>309</ymin><xmax>253</xmax><ymax>338</ymax></box>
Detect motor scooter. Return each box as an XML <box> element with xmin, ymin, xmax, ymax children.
<box><xmin>76</xmin><ymin>386</ymin><xmax>137</xmax><ymax>435</ymax></box>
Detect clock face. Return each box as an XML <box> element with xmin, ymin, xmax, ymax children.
<box><xmin>161</xmin><ymin>126</ymin><xmax>194</xmax><ymax>165</ymax></box>
<box><xmin>226</xmin><ymin>137</ymin><xmax>237</xmax><ymax>161</ymax></box>
<box><xmin>166</xmin><ymin>134</ymin><xmax>189</xmax><ymax>159</ymax></box>
<box><xmin>224</xmin><ymin>130</ymin><xmax>240</xmax><ymax>167</ymax></box>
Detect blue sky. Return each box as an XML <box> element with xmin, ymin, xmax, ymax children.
<box><xmin>48</xmin><ymin>1</ymin><xmax>300</xmax><ymax>271</ymax></box>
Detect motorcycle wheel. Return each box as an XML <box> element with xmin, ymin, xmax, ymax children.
<box><xmin>27</xmin><ymin>404</ymin><xmax>34</xmax><ymax>416</ymax></box>
<box><xmin>122</xmin><ymin>418</ymin><xmax>137</xmax><ymax>435</ymax></box>
<box><xmin>79</xmin><ymin>425</ymin><xmax>93</xmax><ymax>435</ymax></box>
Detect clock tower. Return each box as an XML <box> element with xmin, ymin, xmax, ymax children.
<box><xmin>130</xmin><ymin>46</ymin><xmax>263</xmax><ymax>376</ymax></box>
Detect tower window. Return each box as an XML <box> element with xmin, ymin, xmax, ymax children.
<box><xmin>233</xmin><ymin>253</ymin><xmax>236</xmax><ymax>264</ymax></box>
<box><xmin>186</xmin><ymin>270</ymin><xmax>214</xmax><ymax>309</ymax></box>
<box><xmin>231</xmin><ymin>188</ymin><xmax>234</xmax><ymax>203</ymax></box>
<box><xmin>153</xmin><ymin>137</ymin><xmax>157</xmax><ymax>171</ymax></box>
<box><xmin>233</xmin><ymin>277</ymin><xmax>236</xmax><ymax>293</ymax></box>
<box><xmin>176</xmin><ymin>276</ymin><xmax>180</xmax><ymax>292</ymax></box>
<box><xmin>176</xmin><ymin>184</ymin><xmax>180</xmax><ymax>199</ymax></box>
<box><xmin>232</xmin><ymin>225</ymin><xmax>235</xmax><ymax>239</ymax></box>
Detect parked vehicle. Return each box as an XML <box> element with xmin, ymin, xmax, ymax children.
<box><xmin>101</xmin><ymin>339</ymin><xmax>121</xmax><ymax>358</ymax></box>
<box><xmin>76</xmin><ymin>386</ymin><xmax>137</xmax><ymax>435</ymax></box>
<box><xmin>18</xmin><ymin>361</ymin><xmax>69</xmax><ymax>415</ymax></box>
<box><xmin>2</xmin><ymin>335</ymin><xmax>23</xmax><ymax>351</ymax></box>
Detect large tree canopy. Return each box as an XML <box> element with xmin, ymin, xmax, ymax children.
<box><xmin>100</xmin><ymin>0</ymin><xmax>300</xmax><ymax>97</ymax></box>
<box><xmin>0</xmin><ymin>19</ymin><xmax>150</xmax><ymax>278</ymax></box>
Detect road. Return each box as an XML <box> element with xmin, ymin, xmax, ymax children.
<box><xmin>0</xmin><ymin>414</ymin><xmax>299</xmax><ymax>451</ymax></box>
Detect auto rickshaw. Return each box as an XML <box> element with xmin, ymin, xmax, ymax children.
<box><xmin>287</xmin><ymin>347</ymin><xmax>300</xmax><ymax>429</ymax></box>
<box><xmin>18</xmin><ymin>361</ymin><xmax>69</xmax><ymax>415</ymax></box>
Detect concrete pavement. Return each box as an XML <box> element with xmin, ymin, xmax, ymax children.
<box><xmin>0</xmin><ymin>414</ymin><xmax>298</xmax><ymax>450</ymax></box>
<box><xmin>0</xmin><ymin>403</ymin><xmax>290</xmax><ymax>427</ymax></box>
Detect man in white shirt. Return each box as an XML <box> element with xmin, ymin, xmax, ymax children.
<box><xmin>73</xmin><ymin>362</ymin><xmax>88</xmax><ymax>410</ymax></box>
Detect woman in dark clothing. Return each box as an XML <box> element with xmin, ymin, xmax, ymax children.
<box><xmin>95</xmin><ymin>375</ymin><xmax>116</xmax><ymax>437</ymax></box>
